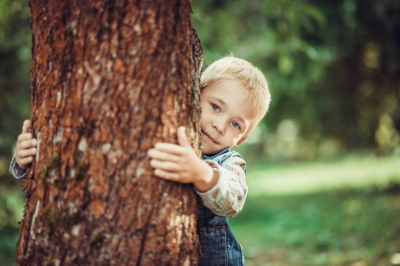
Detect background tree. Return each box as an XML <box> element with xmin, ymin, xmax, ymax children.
<box><xmin>15</xmin><ymin>0</ymin><xmax>202</xmax><ymax>264</ymax></box>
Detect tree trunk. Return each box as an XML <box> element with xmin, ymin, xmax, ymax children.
<box><xmin>16</xmin><ymin>0</ymin><xmax>203</xmax><ymax>265</ymax></box>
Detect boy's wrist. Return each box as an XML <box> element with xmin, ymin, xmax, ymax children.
<box><xmin>16</xmin><ymin>162</ymin><xmax>27</xmax><ymax>169</ymax></box>
<box><xmin>194</xmin><ymin>162</ymin><xmax>219</xmax><ymax>192</ymax></box>
<box><xmin>15</xmin><ymin>159</ymin><xmax>28</xmax><ymax>169</ymax></box>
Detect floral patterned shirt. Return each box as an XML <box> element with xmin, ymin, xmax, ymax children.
<box><xmin>198</xmin><ymin>147</ymin><xmax>248</xmax><ymax>217</ymax></box>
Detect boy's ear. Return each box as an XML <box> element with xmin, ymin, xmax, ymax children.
<box><xmin>238</xmin><ymin>121</ymin><xmax>257</xmax><ymax>146</ymax></box>
<box><xmin>236</xmin><ymin>135</ymin><xmax>248</xmax><ymax>146</ymax></box>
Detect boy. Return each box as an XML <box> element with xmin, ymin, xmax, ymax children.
<box><xmin>11</xmin><ymin>56</ymin><xmax>271</xmax><ymax>265</ymax></box>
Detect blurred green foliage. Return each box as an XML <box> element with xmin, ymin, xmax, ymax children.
<box><xmin>193</xmin><ymin>0</ymin><xmax>400</xmax><ymax>159</ymax></box>
<box><xmin>0</xmin><ymin>0</ymin><xmax>31</xmax><ymax>259</ymax></box>
<box><xmin>0</xmin><ymin>189</ymin><xmax>24</xmax><ymax>257</ymax></box>
<box><xmin>0</xmin><ymin>0</ymin><xmax>30</xmax><ymax>184</ymax></box>
<box><xmin>0</xmin><ymin>0</ymin><xmax>399</xmax><ymax>262</ymax></box>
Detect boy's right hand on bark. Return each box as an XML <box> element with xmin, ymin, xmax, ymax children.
<box><xmin>15</xmin><ymin>120</ymin><xmax>37</xmax><ymax>169</ymax></box>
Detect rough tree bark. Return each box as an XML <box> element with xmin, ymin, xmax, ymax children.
<box><xmin>16</xmin><ymin>0</ymin><xmax>203</xmax><ymax>265</ymax></box>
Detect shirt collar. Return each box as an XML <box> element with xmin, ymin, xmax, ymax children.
<box><xmin>201</xmin><ymin>147</ymin><xmax>231</xmax><ymax>160</ymax></box>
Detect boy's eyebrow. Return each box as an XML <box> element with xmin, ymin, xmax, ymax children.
<box><xmin>236</xmin><ymin>116</ymin><xmax>246</xmax><ymax>127</ymax></box>
<box><xmin>214</xmin><ymin>97</ymin><xmax>226</xmax><ymax>107</ymax></box>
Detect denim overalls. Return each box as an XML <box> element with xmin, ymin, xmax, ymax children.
<box><xmin>197</xmin><ymin>148</ymin><xmax>245</xmax><ymax>266</ymax></box>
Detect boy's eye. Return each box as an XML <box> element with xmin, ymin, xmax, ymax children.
<box><xmin>211</xmin><ymin>104</ymin><xmax>220</xmax><ymax>112</ymax></box>
<box><xmin>231</xmin><ymin>121</ymin><xmax>241</xmax><ymax>129</ymax></box>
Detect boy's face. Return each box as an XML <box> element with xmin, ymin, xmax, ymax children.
<box><xmin>200</xmin><ymin>79</ymin><xmax>256</xmax><ymax>155</ymax></box>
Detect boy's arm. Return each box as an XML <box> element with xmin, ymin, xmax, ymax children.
<box><xmin>147</xmin><ymin>126</ymin><xmax>248</xmax><ymax>217</ymax></box>
<box><xmin>9</xmin><ymin>155</ymin><xmax>29</xmax><ymax>179</ymax></box>
<box><xmin>195</xmin><ymin>156</ymin><xmax>247</xmax><ymax>217</ymax></box>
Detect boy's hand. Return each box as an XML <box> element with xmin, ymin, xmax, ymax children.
<box><xmin>147</xmin><ymin>126</ymin><xmax>218</xmax><ymax>191</ymax></box>
<box><xmin>15</xmin><ymin>120</ymin><xmax>37</xmax><ymax>169</ymax></box>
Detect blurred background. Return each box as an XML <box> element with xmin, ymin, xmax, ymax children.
<box><xmin>0</xmin><ymin>0</ymin><xmax>399</xmax><ymax>265</ymax></box>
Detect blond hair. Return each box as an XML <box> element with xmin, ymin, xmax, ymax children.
<box><xmin>201</xmin><ymin>56</ymin><xmax>271</xmax><ymax>144</ymax></box>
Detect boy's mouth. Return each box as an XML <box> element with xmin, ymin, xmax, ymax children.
<box><xmin>201</xmin><ymin>130</ymin><xmax>219</xmax><ymax>144</ymax></box>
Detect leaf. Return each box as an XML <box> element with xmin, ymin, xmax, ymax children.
<box><xmin>278</xmin><ymin>54</ymin><xmax>294</xmax><ymax>75</ymax></box>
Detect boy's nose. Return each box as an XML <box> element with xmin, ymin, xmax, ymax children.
<box><xmin>212</xmin><ymin>121</ymin><xmax>225</xmax><ymax>134</ymax></box>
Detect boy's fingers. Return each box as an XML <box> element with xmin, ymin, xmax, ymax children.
<box><xmin>17</xmin><ymin>157</ymin><xmax>33</xmax><ymax>169</ymax></box>
<box><xmin>17</xmin><ymin>148</ymin><xmax>37</xmax><ymax>158</ymax></box>
<box><xmin>154</xmin><ymin>143</ymin><xmax>183</xmax><ymax>155</ymax></box>
<box><xmin>154</xmin><ymin>169</ymin><xmax>179</xmax><ymax>181</ymax></box>
<box><xmin>17</xmin><ymin>133</ymin><xmax>33</xmax><ymax>142</ymax></box>
<box><xmin>22</xmin><ymin>120</ymin><xmax>32</xmax><ymax>133</ymax></box>
<box><xmin>150</xmin><ymin>159</ymin><xmax>179</xmax><ymax>172</ymax></box>
<box><xmin>177</xmin><ymin>126</ymin><xmax>190</xmax><ymax>148</ymax></box>
<box><xmin>147</xmin><ymin>148</ymin><xmax>179</xmax><ymax>162</ymax></box>
<box><xmin>17</xmin><ymin>139</ymin><xmax>37</xmax><ymax>150</ymax></box>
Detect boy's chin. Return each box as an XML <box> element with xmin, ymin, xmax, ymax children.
<box><xmin>201</xmin><ymin>147</ymin><xmax>213</xmax><ymax>155</ymax></box>
<box><xmin>202</xmin><ymin>145</ymin><xmax>224</xmax><ymax>155</ymax></box>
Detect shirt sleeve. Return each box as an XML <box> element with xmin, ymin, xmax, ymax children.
<box><xmin>9</xmin><ymin>155</ymin><xmax>29</xmax><ymax>179</ymax></box>
<box><xmin>195</xmin><ymin>156</ymin><xmax>248</xmax><ymax>217</ymax></box>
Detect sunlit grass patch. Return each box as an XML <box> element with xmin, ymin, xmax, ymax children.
<box><xmin>247</xmin><ymin>155</ymin><xmax>400</xmax><ymax>196</ymax></box>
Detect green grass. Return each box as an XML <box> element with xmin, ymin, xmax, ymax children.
<box><xmin>231</xmin><ymin>188</ymin><xmax>400</xmax><ymax>265</ymax></box>
<box><xmin>230</xmin><ymin>155</ymin><xmax>400</xmax><ymax>265</ymax></box>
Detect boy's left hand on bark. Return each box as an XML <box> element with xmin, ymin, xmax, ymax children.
<box><xmin>147</xmin><ymin>126</ymin><xmax>214</xmax><ymax>188</ymax></box>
